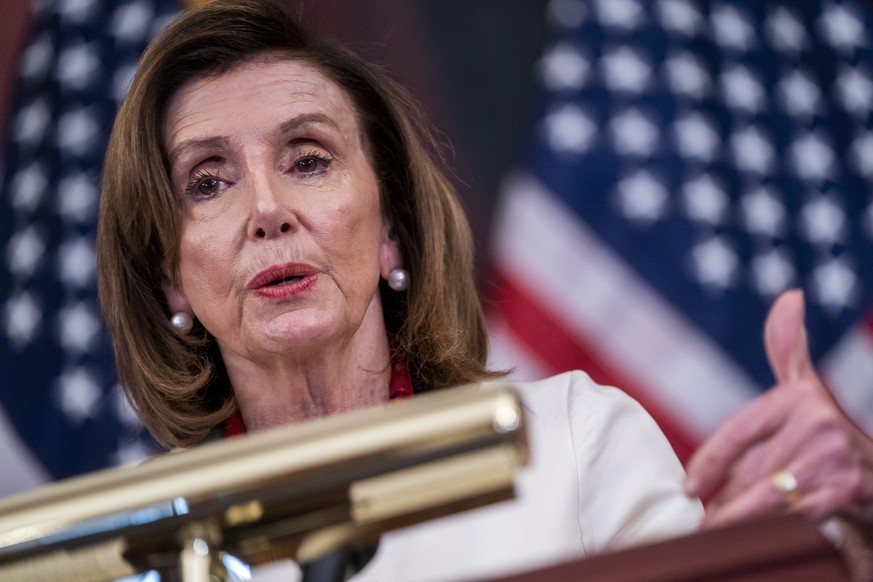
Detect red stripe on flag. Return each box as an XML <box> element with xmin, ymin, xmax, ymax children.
<box><xmin>488</xmin><ymin>267</ymin><xmax>700</xmax><ymax>463</ymax></box>
<box><xmin>864</xmin><ymin>310</ymin><xmax>873</xmax><ymax>339</ymax></box>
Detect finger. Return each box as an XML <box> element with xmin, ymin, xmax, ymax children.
<box><xmin>713</xmin><ymin>436</ymin><xmax>794</xmax><ymax>504</ymax></box>
<box><xmin>706</xmin><ymin>456</ymin><xmax>763</xmax><ymax>511</ymax></box>
<box><xmin>794</xmin><ymin>431</ymin><xmax>873</xmax><ymax>523</ymax></box>
<box><xmin>797</xmin><ymin>486</ymin><xmax>860</xmax><ymax>523</ymax></box>
<box><xmin>764</xmin><ymin>289</ymin><xmax>815</xmax><ymax>384</ymax></box>
<box><xmin>701</xmin><ymin>472</ymin><xmax>789</xmax><ymax>528</ymax></box>
<box><xmin>711</xmin><ymin>420</ymin><xmax>873</xmax><ymax>527</ymax></box>
<box><xmin>710</xmin><ymin>427</ymin><xmax>835</xmax><ymax>515</ymax></box>
<box><xmin>685</xmin><ymin>388</ymin><xmax>790</xmax><ymax>497</ymax></box>
<box><xmin>687</xmin><ymin>290</ymin><xmax>812</xmax><ymax>497</ymax></box>
<box><xmin>725</xmin><ymin>382</ymin><xmax>848</xmax><ymax>489</ymax></box>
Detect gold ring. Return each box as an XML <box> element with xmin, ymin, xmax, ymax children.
<box><xmin>771</xmin><ymin>469</ymin><xmax>799</xmax><ymax>506</ymax></box>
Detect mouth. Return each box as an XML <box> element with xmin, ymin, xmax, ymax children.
<box><xmin>265</xmin><ymin>275</ymin><xmax>304</xmax><ymax>287</ymax></box>
<box><xmin>248</xmin><ymin>263</ymin><xmax>316</xmax><ymax>290</ymax></box>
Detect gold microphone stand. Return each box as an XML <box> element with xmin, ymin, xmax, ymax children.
<box><xmin>0</xmin><ymin>384</ymin><xmax>528</xmax><ymax>582</ymax></box>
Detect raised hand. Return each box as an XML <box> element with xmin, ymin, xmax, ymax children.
<box><xmin>684</xmin><ymin>290</ymin><xmax>873</xmax><ymax>532</ymax></box>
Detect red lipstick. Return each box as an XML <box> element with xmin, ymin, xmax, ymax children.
<box><xmin>248</xmin><ymin>263</ymin><xmax>317</xmax><ymax>298</ymax></box>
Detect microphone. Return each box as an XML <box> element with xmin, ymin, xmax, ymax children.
<box><xmin>0</xmin><ymin>384</ymin><xmax>528</xmax><ymax>582</ymax></box>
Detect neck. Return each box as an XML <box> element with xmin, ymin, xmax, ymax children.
<box><xmin>222</xmin><ymin>304</ymin><xmax>393</xmax><ymax>432</ymax></box>
<box><xmin>235</xmin><ymin>354</ymin><xmax>391</xmax><ymax>431</ymax></box>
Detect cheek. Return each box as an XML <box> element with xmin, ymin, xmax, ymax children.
<box><xmin>315</xmin><ymin>174</ymin><xmax>383</xmax><ymax>242</ymax></box>
<box><xmin>178</xmin><ymin>224</ymin><xmax>239</xmax><ymax>300</ymax></box>
<box><xmin>340</xmin><ymin>197</ymin><xmax>384</xmax><ymax>251</ymax></box>
<box><xmin>314</xmin><ymin>198</ymin><xmax>385</xmax><ymax>286</ymax></box>
<box><xmin>315</xmin><ymin>207</ymin><xmax>373</xmax><ymax>263</ymax></box>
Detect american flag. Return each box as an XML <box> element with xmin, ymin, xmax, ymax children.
<box><xmin>0</xmin><ymin>0</ymin><xmax>182</xmax><ymax>495</ymax></box>
<box><xmin>486</xmin><ymin>0</ymin><xmax>873</xmax><ymax>462</ymax></box>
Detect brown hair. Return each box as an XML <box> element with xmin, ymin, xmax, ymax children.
<box><xmin>97</xmin><ymin>0</ymin><xmax>502</xmax><ymax>447</ymax></box>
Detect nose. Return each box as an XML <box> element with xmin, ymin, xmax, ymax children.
<box><xmin>248</xmin><ymin>173</ymin><xmax>296</xmax><ymax>240</ymax></box>
<box><xmin>253</xmin><ymin>222</ymin><xmax>291</xmax><ymax>238</ymax></box>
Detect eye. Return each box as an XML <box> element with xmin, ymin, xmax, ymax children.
<box><xmin>297</xmin><ymin>157</ymin><xmax>320</xmax><ymax>173</ymax></box>
<box><xmin>185</xmin><ymin>169</ymin><xmax>229</xmax><ymax>199</ymax></box>
<box><xmin>293</xmin><ymin>150</ymin><xmax>333</xmax><ymax>176</ymax></box>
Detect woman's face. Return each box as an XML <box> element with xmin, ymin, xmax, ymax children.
<box><xmin>162</xmin><ymin>59</ymin><xmax>399</xmax><ymax>363</ymax></box>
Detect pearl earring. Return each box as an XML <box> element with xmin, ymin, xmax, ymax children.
<box><xmin>171</xmin><ymin>312</ymin><xmax>193</xmax><ymax>334</ymax></box>
<box><xmin>387</xmin><ymin>267</ymin><xmax>409</xmax><ymax>291</ymax></box>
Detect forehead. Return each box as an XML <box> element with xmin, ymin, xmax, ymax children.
<box><xmin>163</xmin><ymin>58</ymin><xmax>363</xmax><ymax>148</ymax></box>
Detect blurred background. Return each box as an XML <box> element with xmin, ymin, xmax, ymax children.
<box><xmin>2</xmin><ymin>0</ymin><xmax>873</xmax><ymax>496</ymax></box>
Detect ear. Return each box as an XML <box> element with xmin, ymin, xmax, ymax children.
<box><xmin>161</xmin><ymin>263</ymin><xmax>192</xmax><ymax>315</ymax></box>
<box><xmin>379</xmin><ymin>223</ymin><xmax>403</xmax><ymax>279</ymax></box>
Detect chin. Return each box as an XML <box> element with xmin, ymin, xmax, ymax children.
<box><xmin>259</xmin><ymin>315</ymin><xmax>340</xmax><ymax>352</ymax></box>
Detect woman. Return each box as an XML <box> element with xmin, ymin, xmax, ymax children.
<box><xmin>97</xmin><ymin>0</ymin><xmax>702</xmax><ymax>579</ymax></box>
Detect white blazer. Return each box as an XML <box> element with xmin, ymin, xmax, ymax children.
<box><xmin>253</xmin><ymin>371</ymin><xmax>704</xmax><ymax>581</ymax></box>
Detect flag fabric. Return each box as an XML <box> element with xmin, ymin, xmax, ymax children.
<box><xmin>0</xmin><ymin>0</ymin><xmax>183</xmax><ymax>495</ymax></box>
<box><xmin>487</xmin><ymin>0</ymin><xmax>873</xmax><ymax>462</ymax></box>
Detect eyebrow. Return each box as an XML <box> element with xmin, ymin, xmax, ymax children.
<box><xmin>167</xmin><ymin>135</ymin><xmax>229</xmax><ymax>168</ymax></box>
<box><xmin>167</xmin><ymin>112</ymin><xmax>344</xmax><ymax>168</ymax></box>
<box><xmin>277</xmin><ymin>112</ymin><xmax>342</xmax><ymax>137</ymax></box>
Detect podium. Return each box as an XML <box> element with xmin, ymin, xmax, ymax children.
<box><xmin>496</xmin><ymin>513</ymin><xmax>851</xmax><ymax>581</ymax></box>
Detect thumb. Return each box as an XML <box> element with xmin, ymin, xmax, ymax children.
<box><xmin>764</xmin><ymin>289</ymin><xmax>815</xmax><ymax>384</ymax></box>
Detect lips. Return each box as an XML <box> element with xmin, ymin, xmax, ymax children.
<box><xmin>248</xmin><ymin>263</ymin><xmax>317</xmax><ymax>290</ymax></box>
